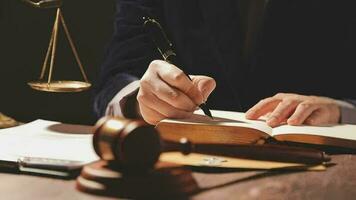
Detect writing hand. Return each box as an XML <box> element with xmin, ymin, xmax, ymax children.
<box><xmin>245</xmin><ymin>93</ymin><xmax>341</xmax><ymax>127</ymax></box>
<box><xmin>137</xmin><ymin>60</ymin><xmax>216</xmax><ymax>125</ymax></box>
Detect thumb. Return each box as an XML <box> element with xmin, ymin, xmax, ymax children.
<box><xmin>190</xmin><ymin>75</ymin><xmax>216</xmax><ymax>101</ymax></box>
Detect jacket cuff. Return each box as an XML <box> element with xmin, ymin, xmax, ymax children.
<box><xmin>340</xmin><ymin>107</ymin><xmax>356</xmax><ymax>125</ymax></box>
<box><xmin>335</xmin><ymin>99</ymin><xmax>356</xmax><ymax>124</ymax></box>
<box><xmin>105</xmin><ymin>80</ymin><xmax>140</xmax><ymax>118</ymax></box>
<box><xmin>93</xmin><ymin>74</ymin><xmax>139</xmax><ymax>119</ymax></box>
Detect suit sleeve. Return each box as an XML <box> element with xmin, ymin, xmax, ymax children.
<box><xmin>93</xmin><ymin>0</ymin><xmax>162</xmax><ymax>118</ymax></box>
<box><xmin>340</xmin><ymin>99</ymin><xmax>356</xmax><ymax>124</ymax></box>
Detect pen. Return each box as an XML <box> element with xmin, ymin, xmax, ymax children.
<box><xmin>143</xmin><ymin>17</ymin><xmax>213</xmax><ymax>119</ymax></box>
<box><xmin>0</xmin><ymin>157</ymin><xmax>84</xmax><ymax>178</ymax></box>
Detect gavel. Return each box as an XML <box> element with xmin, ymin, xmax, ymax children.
<box><xmin>93</xmin><ymin>117</ymin><xmax>330</xmax><ymax>170</ymax></box>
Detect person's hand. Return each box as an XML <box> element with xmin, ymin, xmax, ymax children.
<box><xmin>137</xmin><ymin>60</ymin><xmax>216</xmax><ymax>125</ymax></box>
<box><xmin>245</xmin><ymin>93</ymin><xmax>341</xmax><ymax>127</ymax></box>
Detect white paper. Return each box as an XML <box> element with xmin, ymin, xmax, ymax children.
<box><xmin>0</xmin><ymin>120</ymin><xmax>99</xmax><ymax>164</ymax></box>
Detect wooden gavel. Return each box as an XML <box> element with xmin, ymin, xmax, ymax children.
<box><xmin>93</xmin><ymin>117</ymin><xmax>330</xmax><ymax>170</ymax></box>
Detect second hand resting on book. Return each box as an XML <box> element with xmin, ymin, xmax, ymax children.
<box><xmin>246</xmin><ymin>93</ymin><xmax>342</xmax><ymax>127</ymax></box>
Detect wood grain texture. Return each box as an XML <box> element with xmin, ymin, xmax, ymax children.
<box><xmin>0</xmin><ymin>155</ymin><xmax>354</xmax><ymax>200</ymax></box>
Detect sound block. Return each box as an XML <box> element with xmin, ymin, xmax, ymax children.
<box><xmin>76</xmin><ymin>160</ymin><xmax>199</xmax><ymax>198</ymax></box>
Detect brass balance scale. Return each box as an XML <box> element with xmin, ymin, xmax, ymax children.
<box><xmin>23</xmin><ymin>0</ymin><xmax>91</xmax><ymax>92</ymax></box>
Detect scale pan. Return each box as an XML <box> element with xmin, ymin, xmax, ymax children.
<box><xmin>28</xmin><ymin>80</ymin><xmax>91</xmax><ymax>93</ymax></box>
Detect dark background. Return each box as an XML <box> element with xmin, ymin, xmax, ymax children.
<box><xmin>0</xmin><ymin>0</ymin><xmax>115</xmax><ymax>125</ymax></box>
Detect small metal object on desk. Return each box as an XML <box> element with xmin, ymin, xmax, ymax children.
<box><xmin>201</xmin><ymin>157</ymin><xmax>228</xmax><ymax>167</ymax></box>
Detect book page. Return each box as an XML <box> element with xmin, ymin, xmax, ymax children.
<box><xmin>161</xmin><ymin>110</ymin><xmax>273</xmax><ymax>136</ymax></box>
<box><xmin>0</xmin><ymin>119</ymin><xmax>99</xmax><ymax>164</ymax></box>
<box><xmin>272</xmin><ymin>123</ymin><xmax>356</xmax><ymax>141</ymax></box>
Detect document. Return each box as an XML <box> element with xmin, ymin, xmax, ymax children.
<box><xmin>0</xmin><ymin>119</ymin><xmax>99</xmax><ymax>167</ymax></box>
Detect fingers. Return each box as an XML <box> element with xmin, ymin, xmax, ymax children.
<box><xmin>267</xmin><ymin>99</ymin><xmax>299</xmax><ymax>127</ymax></box>
<box><xmin>151</xmin><ymin>60</ymin><xmax>204</xmax><ymax>105</ymax></box>
<box><xmin>287</xmin><ymin>102</ymin><xmax>318</xmax><ymax>126</ymax></box>
<box><xmin>302</xmin><ymin>105</ymin><xmax>340</xmax><ymax>126</ymax></box>
<box><xmin>137</xmin><ymin>88</ymin><xmax>193</xmax><ymax>119</ymax></box>
<box><xmin>138</xmin><ymin>60</ymin><xmax>216</xmax><ymax>125</ymax></box>
<box><xmin>246</xmin><ymin>96</ymin><xmax>300</xmax><ymax>127</ymax></box>
<box><xmin>245</xmin><ymin>98</ymin><xmax>280</xmax><ymax>120</ymax></box>
<box><xmin>190</xmin><ymin>75</ymin><xmax>216</xmax><ymax>101</ymax></box>
<box><xmin>304</xmin><ymin>110</ymin><xmax>325</xmax><ymax>126</ymax></box>
<box><xmin>138</xmin><ymin>102</ymin><xmax>165</xmax><ymax>125</ymax></box>
<box><xmin>140</xmin><ymin>74</ymin><xmax>197</xmax><ymax>111</ymax></box>
<box><xmin>246</xmin><ymin>93</ymin><xmax>341</xmax><ymax>127</ymax></box>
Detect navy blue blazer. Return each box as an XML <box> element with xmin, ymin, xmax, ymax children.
<box><xmin>94</xmin><ymin>0</ymin><xmax>356</xmax><ymax>118</ymax></box>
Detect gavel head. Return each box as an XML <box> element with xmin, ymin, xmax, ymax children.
<box><xmin>93</xmin><ymin>117</ymin><xmax>162</xmax><ymax>171</ymax></box>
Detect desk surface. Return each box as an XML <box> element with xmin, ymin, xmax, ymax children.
<box><xmin>0</xmin><ymin>154</ymin><xmax>355</xmax><ymax>200</ymax></box>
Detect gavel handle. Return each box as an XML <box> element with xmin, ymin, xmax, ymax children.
<box><xmin>163</xmin><ymin>139</ymin><xmax>330</xmax><ymax>165</ymax></box>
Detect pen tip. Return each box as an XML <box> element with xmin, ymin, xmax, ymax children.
<box><xmin>207</xmin><ymin>111</ymin><xmax>214</xmax><ymax>120</ymax></box>
<box><xmin>200</xmin><ymin>104</ymin><xmax>213</xmax><ymax>119</ymax></box>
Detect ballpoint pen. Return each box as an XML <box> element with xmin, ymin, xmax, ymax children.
<box><xmin>143</xmin><ymin>17</ymin><xmax>213</xmax><ymax>119</ymax></box>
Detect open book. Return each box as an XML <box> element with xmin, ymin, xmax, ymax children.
<box><xmin>156</xmin><ymin>110</ymin><xmax>356</xmax><ymax>149</ymax></box>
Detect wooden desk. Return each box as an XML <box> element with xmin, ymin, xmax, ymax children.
<box><xmin>0</xmin><ymin>154</ymin><xmax>355</xmax><ymax>200</ymax></box>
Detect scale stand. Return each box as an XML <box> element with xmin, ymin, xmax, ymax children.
<box><xmin>27</xmin><ymin>7</ymin><xmax>91</xmax><ymax>92</ymax></box>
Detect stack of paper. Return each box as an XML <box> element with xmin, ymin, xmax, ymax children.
<box><xmin>0</xmin><ymin>120</ymin><xmax>99</xmax><ymax>164</ymax></box>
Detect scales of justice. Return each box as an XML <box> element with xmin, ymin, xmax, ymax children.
<box><xmin>23</xmin><ymin>0</ymin><xmax>91</xmax><ymax>92</ymax></box>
